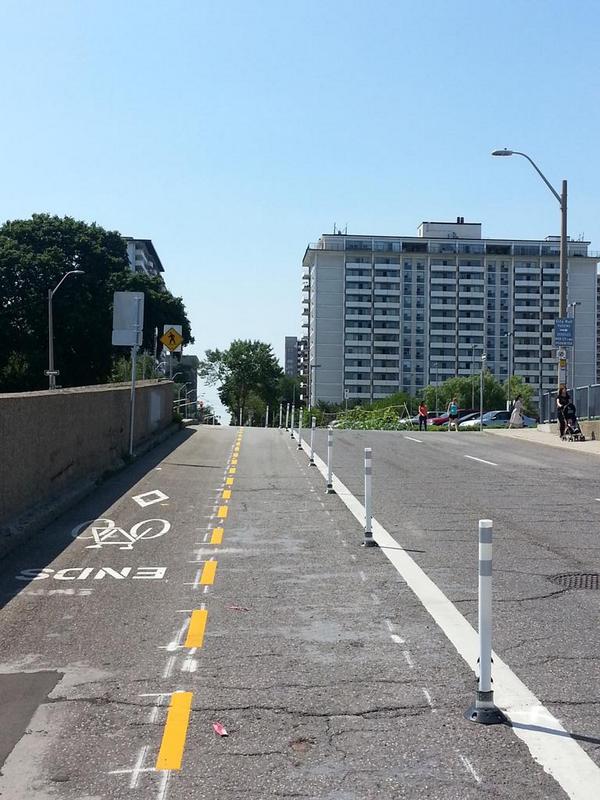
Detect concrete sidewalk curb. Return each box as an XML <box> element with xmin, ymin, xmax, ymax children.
<box><xmin>487</xmin><ymin>427</ymin><xmax>600</xmax><ymax>456</ymax></box>
<box><xmin>0</xmin><ymin>422</ymin><xmax>182</xmax><ymax>560</ymax></box>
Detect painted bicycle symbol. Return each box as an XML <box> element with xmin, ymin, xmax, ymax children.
<box><xmin>71</xmin><ymin>518</ymin><xmax>171</xmax><ymax>550</ymax></box>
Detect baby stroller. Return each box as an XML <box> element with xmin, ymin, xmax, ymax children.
<box><xmin>562</xmin><ymin>401</ymin><xmax>586</xmax><ymax>442</ymax></box>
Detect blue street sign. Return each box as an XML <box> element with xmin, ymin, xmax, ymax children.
<box><xmin>555</xmin><ymin>317</ymin><xmax>574</xmax><ymax>347</ymax></box>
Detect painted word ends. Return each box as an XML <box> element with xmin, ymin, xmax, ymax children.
<box><xmin>16</xmin><ymin>566</ymin><xmax>167</xmax><ymax>582</ymax></box>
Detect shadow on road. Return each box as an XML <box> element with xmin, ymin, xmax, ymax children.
<box><xmin>509</xmin><ymin>720</ymin><xmax>600</xmax><ymax>746</ymax></box>
<box><xmin>0</xmin><ymin>427</ymin><xmax>196</xmax><ymax>611</ymax></box>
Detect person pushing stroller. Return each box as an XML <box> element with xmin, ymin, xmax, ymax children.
<box><xmin>562</xmin><ymin>399</ymin><xmax>586</xmax><ymax>442</ymax></box>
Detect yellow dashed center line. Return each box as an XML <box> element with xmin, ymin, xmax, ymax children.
<box><xmin>229</xmin><ymin>467</ymin><xmax>236</xmax><ymax>475</ymax></box>
<box><xmin>200</xmin><ymin>560</ymin><xmax>217</xmax><ymax>585</ymax></box>
<box><xmin>155</xmin><ymin>692</ymin><xmax>193</xmax><ymax>770</ymax></box>
<box><xmin>226</xmin><ymin>477</ymin><xmax>234</xmax><ymax>486</ymax></box>
<box><xmin>231</xmin><ymin>458</ymin><xmax>238</xmax><ymax>466</ymax></box>
<box><xmin>217</xmin><ymin>505</ymin><xmax>228</xmax><ymax>518</ymax></box>
<box><xmin>222</xmin><ymin>489</ymin><xmax>231</xmax><ymax>500</ymax></box>
<box><xmin>185</xmin><ymin>609</ymin><xmax>208</xmax><ymax>647</ymax></box>
<box><xmin>211</xmin><ymin>527</ymin><xmax>224</xmax><ymax>544</ymax></box>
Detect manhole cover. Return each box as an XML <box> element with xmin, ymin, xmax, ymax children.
<box><xmin>549</xmin><ymin>573</ymin><xmax>600</xmax><ymax>590</ymax></box>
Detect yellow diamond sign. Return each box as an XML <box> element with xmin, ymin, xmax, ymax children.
<box><xmin>160</xmin><ymin>327</ymin><xmax>184</xmax><ymax>352</ymax></box>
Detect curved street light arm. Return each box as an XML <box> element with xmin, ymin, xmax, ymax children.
<box><xmin>51</xmin><ymin>269</ymin><xmax>85</xmax><ymax>297</ymax></box>
<box><xmin>511</xmin><ymin>151</ymin><xmax>562</xmax><ymax>207</ymax></box>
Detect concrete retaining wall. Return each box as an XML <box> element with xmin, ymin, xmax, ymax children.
<box><xmin>0</xmin><ymin>380</ymin><xmax>173</xmax><ymax>527</ymax></box>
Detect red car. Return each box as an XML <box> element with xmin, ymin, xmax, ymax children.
<box><xmin>431</xmin><ymin>408</ymin><xmax>475</xmax><ymax>426</ymax></box>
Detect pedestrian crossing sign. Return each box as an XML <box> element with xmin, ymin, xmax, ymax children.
<box><xmin>160</xmin><ymin>326</ymin><xmax>183</xmax><ymax>352</ymax></box>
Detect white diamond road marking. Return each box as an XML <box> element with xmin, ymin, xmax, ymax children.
<box><xmin>132</xmin><ymin>489</ymin><xmax>170</xmax><ymax>507</ymax></box>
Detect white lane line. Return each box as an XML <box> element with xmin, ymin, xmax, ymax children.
<box><xmin>295</xmin><ymin>430</ymin><xmax>600</xmax><ymax>800</ymax></box>
<box><xmin>161</xmin><ymin>618</ymin><xmax>190</xmax><ymax>651</ymax></box>
<box><xmin>464</xmin><ymin>454</ymin><xmax>498</xmax><ymax>466</ymax></box>
<box><xmin>162</xmin><ymin>656</ymin><xmax>176</xmax><ymax>678</ymax></box>
<box><xmin>131</xmin><ymin>745</ymin><xmax>149</xmax><ymax>788</ymax></box>
<box><xmin>422</xmin><ymin>688</ymin><xmax>436</xmax><ymax>712</ymax></box>
<box><xmin>459</xmin><ymin>754</ymin><xmax>481</xmax><ymax>783</ymax></box>
<box><xmin>157</xmin><ymin>770</ymin><xmax>171</xmax><ymax>800</ymax></box>
<box><xmin>371</xmin><ymin>593</ymin><xmax>381</xmax><ymax>605</ymax></box>
<box><xmin>403</xmin><ymin>650</ymin><xmax>414</xmax><ymax>668</ymax></box>
<box><xmin>384</xmin><ymin>619</ymin><xmax>394</xmax><ymax>632</ymax></box>
<box><xmin>404</xmin><ymin>436</ymin><xmax>423</xmax><ymax>443</ymax></box>
<box><xmin>390</xmin><ymin>633</ymin><xmax>405</xmax><ymax>645</ymax></box>
<box><xmin>148</xmin><ymin>693</ymin><xmax>165</xmax><ymax>724</ymax></box>
<box><xmin>358</xmin><ymin>570</ymin><xmax>366</xmax><ymax>582</ymax></box>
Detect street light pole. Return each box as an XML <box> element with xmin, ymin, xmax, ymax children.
<box><xmin>471</xmin><ymin>344</ymin><xmax>477</xmax><ymax>409</ymax></box>
<box><xmin>504</xmin><ymin>331</ymin><xmax>514</xmax><ymax>410</ymax></box>
<box><xmin>47</xmin><ymin>269</ymin><xmax>85</xmax><ymax>389</ymax></box>
<box><xmin>480</xmin><ymin>352</ymin><xmax>487</xmax><ymax>432</ymax></box>
<box><xmin>492</xmin><ymin>149</ymin><xmax>568</xmax><ymax>386</ymax></box>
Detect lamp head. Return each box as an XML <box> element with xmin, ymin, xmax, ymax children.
<box><xmin>491</xmin><ymin>149</ymin><xmax>514</xmax><ymax>156</ymax></box>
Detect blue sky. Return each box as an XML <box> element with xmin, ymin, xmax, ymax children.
<box><xmin>2</xmin><ymin>0</ymin><xmax>600</xmax><ymax>417</ymax></box>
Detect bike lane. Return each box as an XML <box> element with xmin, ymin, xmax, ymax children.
<box><xmin>0</xmin><ymin>425</ymin><xmax>239</xmax><ymax>799</ymax></box>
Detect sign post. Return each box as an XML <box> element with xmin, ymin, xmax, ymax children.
<box><xmin>112</xmin><ymin>292</ymin><xmax>145</xmax><ymax>458</ymax></box>
<box><xmin>555</xmin><ymin>318</ymin><xmax>573</xmax><ymax>387</ymax></box>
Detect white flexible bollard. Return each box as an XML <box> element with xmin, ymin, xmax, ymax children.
<box><xmin>326</xmin><ymin>427</ymin><xmax>335</xmax><ymax>494</ymax></box>
<box><xmin>290</xmin><ymin>404</ymin><xmax>295</xmax><ymax>438</ymax></box>
<box><xmin>362</xmin><ymin>448</ymin><xmax>377</xmax><ymax>547</ymax></box>
<box><xmin>465</xmin><ymin>519</ymin><xmax>507</xmax><ymax>725</ymax></box>
<box><xmin>285</xmin><ymin>403</ymin><xmax>290</xmax><ymax>431</ymax></box>
<box><xmin>297</xmin><ymin>410</ymin><xmax>303</xmax><ymax>450</ymax></box>
<box><xmin>265</xmin><ymin>405</ymin><xmax>269</xmax><ymax>428</ymax></box>
<box><xmin>279</xmin><ymin>403</ymin><xmax>283</xmax><ymax>429</ymax></box>
<box><xmin>309</xmin><ymin>416</ymin><xmax>316</xmax><ymax>465</ymax></box>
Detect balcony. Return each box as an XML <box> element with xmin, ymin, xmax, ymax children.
<box><xmin>514</xmin><ymin>293</ymin><xmax>540</xmax><ymax>301</ymax></box>
<box><xmin>345</xmin><ymin>287</ymin><xmax>371</xmax><ymax>294</ymax></box>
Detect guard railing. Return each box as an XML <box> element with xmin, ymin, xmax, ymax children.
<box><xmin>542</xmin><ymin>384</ymin><xmax>600</xmax><ymax>423</ymax></box>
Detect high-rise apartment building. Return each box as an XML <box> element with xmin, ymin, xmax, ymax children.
<box><xmin>123</xmin><ymin>238</ymin><xmax>165</xmax><ymax>278</ymax></box>
<box><xmin>284</xmin><ymin>335</ymin><xmax>309</xmax><ymax>400</ymax></box>
<box><xmin>302</xmin><ymin>219</ymin><xmax>598</xmax><ymax>405</ymax></box>
<box><xmin>597</xmin><ymin>275</ymin><xmax>600</xmax><ymax>384</ymax></box>
<box><xmin>284</xmin><ymin>336</ymin><xmax>299</xmax><ymax>376</ymax></box>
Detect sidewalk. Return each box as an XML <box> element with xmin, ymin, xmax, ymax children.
<box><xmin>487</xmin><ymin>425</ymin><xmax>600</xmax><ymax>455</ymax></box>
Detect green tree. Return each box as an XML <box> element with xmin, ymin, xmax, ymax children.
<box><xmin>423</xmin><ymin>372</ymin><xmax>507</xmax><ymax>415</ymax></box>
<box><xmin>110</xmin><ymin>271</ymin><xmax>193</xmax><ymax>357</ymax></box>
<box><xmin>505</xmin><ymin>375</ymin><xmax>536</xmax><ymax>416</ymax></box>
<box><xmin>277</xmin><ymin>374</ymin><xmax>301</xmax><ymax>405</ymax></box>
<box><xmin>0</xmin><ymin>214</ymin><xmax>128</xmax><ymax>390</ymax></box>
<box><xmin>199</xmin><ymin>339</ymin><xmax>282</xmax><ymax>424</ymax></box>
<box><xmin>0</xmin><ymin>214</ymin><xmax>193</xmax><ymax>391</ymax></box>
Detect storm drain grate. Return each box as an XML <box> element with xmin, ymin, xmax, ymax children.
<box><xmin>549</xmin><ymin>573</ymin><xmax>600</xmax><ymax>590</ymax></box>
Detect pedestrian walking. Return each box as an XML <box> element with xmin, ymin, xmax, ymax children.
<box><xmin>508</xmin><ymin>395</ymin><xmax>523</xmax><ymax>428</ymax></box>
<box><xmin>556</xmin><ymin>386</ymin><xmax>570</xmax><ymax>438</ymax></box>
<box><xmin>447</xmin><ymin>397</ymin><xmax>459</xmax><ymax>431</ymax></box>
<box><xmin>418</xmin><ymin>401</ymin><xmax>428</xmax><ymax>431</ymax></box>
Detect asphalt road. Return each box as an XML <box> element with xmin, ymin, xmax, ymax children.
<box><xmin>0</xmin><ymin>424</ymin><xmax>595</xmax><ymax>798</ymax></box>
<box><xmin>308</xmin><ymin>427</ymin><xmax>600</xmax><ymax>778</ymax></box>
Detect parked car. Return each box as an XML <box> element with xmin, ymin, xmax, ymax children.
<box><xmin>441</xmin><ymin>411</ymin><xmax>480</xmax><ymax>428</ymax></box>
<box><xmin>408</xmin><ymin>411</ymin><xmax>441</xmax><ymax>425</ymax></box>
<box><xmin>458</xmin><ymin>410</ymin><xmax>536</xmax><ymax>430</ymax></box>
<box><xmin>431</xmin><ymin>408</ymin><xmax>476</xmax><ymax>426</ymax></box>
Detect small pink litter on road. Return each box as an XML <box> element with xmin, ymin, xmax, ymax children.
<box><xmin>213</xmin><ymin>722</ymin><xmax>228</xmax><ymax>737</ymax></box>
